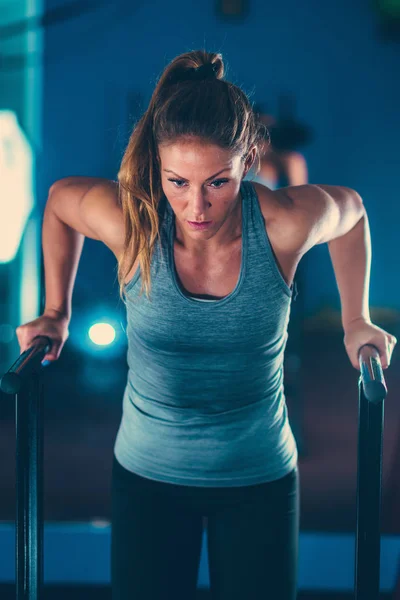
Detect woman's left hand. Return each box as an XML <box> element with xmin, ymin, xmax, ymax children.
<box><xmin>343</xmin><ymin>317</ymin><xmax>397</xmax><ymax>370</ymax></box>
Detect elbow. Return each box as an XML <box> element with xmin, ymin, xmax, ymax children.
<box><xmin>349</xmin><ymin>187</ymin><xmax>363</xmax><ymax>205</ymax></box>
<box><xmin>325</xmin><ymin>187</ymin><xmax>366</xmax><ymax>242</ymax></box>
<box><xmin>339</xmin><ymin>187</ymin><xmax>365</xmax><ymax>223</ymax></box>
<box><xmin>350</xmin><ymin>189</ymin><xmax>366</xmax><ymax>222</ymax></box>
<box><xmin>343</xmin><ymin>189</ymin><xmax>367</xmax><ymax>236</ymax></box>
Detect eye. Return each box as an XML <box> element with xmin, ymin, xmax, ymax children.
<box><xmin>167</xmin><ymin>178</ymin><xmax>229</xmax><ymax>188</ymax></box>
<box><xmin>210</xmin><ymin>178</ymin><xmax>229</xmax><ymax>188</ymax></box>
<box><xmin>168</xmin><ymin>178</ymin><xmax>186</xmax><ymax>188</ymax></box>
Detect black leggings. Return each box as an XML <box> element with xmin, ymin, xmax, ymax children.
<box><xmin>111</xmin><ymin>456</ymin><xmax>300</xmax><ymax>600</ymax></box>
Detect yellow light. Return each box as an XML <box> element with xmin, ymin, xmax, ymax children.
<box><xmin>0</xmin><ymin>111</ymin><xmax>34</xmax><ymax>263</ymax></box>
<box><xmin>88</xmin><ymin>323</ymin><xmax>116</xmax><ymax>347</ymax></box>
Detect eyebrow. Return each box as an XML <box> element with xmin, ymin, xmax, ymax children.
<box><xmin>163</xmin><ymin>168</ymin><xmax>231</xmax><ymax>181</ymax></box>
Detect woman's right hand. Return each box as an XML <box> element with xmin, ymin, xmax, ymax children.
<box><xmin>15</xmin><ymin>309</ymin><xmax>70</xmax><ymax>363</ymax></box>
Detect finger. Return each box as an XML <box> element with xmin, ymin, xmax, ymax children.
<box><xmin>385</xmin><ymin>339</ymin><xmax>396</xmax><ymax>368</ymax></box>
<box><xmin>351</xmin><ymin>352</ymin><xmax>361</xmax><ymax>371</ymax></box>
<box><xmin>381</xmin><ymin>343</ymin><xmax>390</xmax><ymax>369</ymax></box>
<box><xmin>43</xmin><ymin>347</ymin><xmax>60</xmax><ymax>361</ymax></box>
<box><xmin>367</xmin><ymin>341</ymin><xmax>388</xmax><ymax>369</ymax></box>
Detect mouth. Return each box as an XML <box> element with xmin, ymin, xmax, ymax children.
<box><xmin>187</xmin><ymin>220</ymin><xmax>213</xmax><ymax>229</ymax></box>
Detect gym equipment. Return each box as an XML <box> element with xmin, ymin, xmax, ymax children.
<box><xmin>0</xmin><ymin>339</ymin><xmax>389</xmax><ymax>599</ymax></box>
<box><xmin>1</xmin><ymin>336</ymin><xmax>51</xmax><ymax>600</ymax></box>
<box><xmin>355</xmin><ymin>344</ymin><xmax>388</xmax><ymax>599</ymax></box>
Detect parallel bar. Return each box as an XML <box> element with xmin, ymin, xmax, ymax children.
<box><xmin>0</xmin><ymin>336</ymin><xmax>52</xmax><ymax>395</ymax></box>
<box><xmin>16</xmin><ymin>374</ymin><xmax>44</xmax><ymax>600</ymax></box>
<box><xmin>1</xmin><ymin>336</ymin><xmax>51</xmax><ymax>600</ymax></box>
<box><xmin>0</xmin><ymin>340</ymin><xmax>392</xmax><ymax>599</ymax></box>
<box><xmin>355</xmin><ymin>344</ymin><xmax>387</xmax><ymax>600</ymax></box>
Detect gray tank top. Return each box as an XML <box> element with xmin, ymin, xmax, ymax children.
<box><xmin>114</xmin><ymin>181</ymin><xmax>298</xmax><ymax>486</ymax></box>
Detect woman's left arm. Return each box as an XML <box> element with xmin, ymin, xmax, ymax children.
<box><xmin>316</xmin><ymin>185</ymin><xmax>397</xmax><ymax>370</ymax></box>
<box><xmin>277</xmin><ymin>183</ymin><xmax>397</xmax><ymax>369</ymax></box>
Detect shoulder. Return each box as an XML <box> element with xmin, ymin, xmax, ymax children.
<box><xmin>252</xmin><ymin>182</ymin><xmax>349</xmax><ymax>256</ymax></box>
<box><xmin>50</xmin><ymin>176</ymin><xmax>124</xmax><ymax>258</ymax></box>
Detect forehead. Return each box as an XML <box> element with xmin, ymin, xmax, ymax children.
<box><xmin>158</xmin><ymin>138</ymin><xmax>237</xmax><ymax>166</ymax></box>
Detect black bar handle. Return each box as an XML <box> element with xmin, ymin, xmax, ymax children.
<box><xmin>358</xmin><ymin>344</ymin><xmax>387</xmax><ymax>404</ymax></box>
<box><xmin>0</xmin><ymin>336</ymin><xmax>52</xmax><ymax>395</ymax></box>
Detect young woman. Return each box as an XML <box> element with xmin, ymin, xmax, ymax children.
<box><xmin>17</xmin><ymin>50</ymin><xmax>396</xmax><ymax>600</ymax></box>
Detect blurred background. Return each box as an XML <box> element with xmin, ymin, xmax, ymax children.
<box><xmin>1</xmin><ymin>0</ymin><xmax>400</xmax><ymax>597</ymax></box>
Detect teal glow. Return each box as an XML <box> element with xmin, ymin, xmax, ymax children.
<box><xmin>0</xmin><ymin>111</ymin><xmax>34</xmax><ymax>263</ymax></box>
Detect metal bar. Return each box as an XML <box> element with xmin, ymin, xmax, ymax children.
<box><xmin>1</xmin><ymin>336</ymin><xmax>52</xmax><ymax>600</ymax></box>
<box><xmin>0</xmin><ymin>336</ymin><xmax>52</xmax><ymax>395</ymax></box>
<box><xmin>16</xmin><ymin>373</ymin><xmax>44</xmax><ymax>600</ymax></box>
<box><xmin>355</xmin><ymin>344</ymin><xmax>387</xmax><ymax>600</ymax></box>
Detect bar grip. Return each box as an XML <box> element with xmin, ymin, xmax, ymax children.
<box><xmin>358</xmin><ymin>344</ymin><xmax>387</xmax><ymax>403</ymax></box>
<box><xmin>0</xmin><ymin>336</ymin><xmax>52</xmax><ymax>395</ymax></box>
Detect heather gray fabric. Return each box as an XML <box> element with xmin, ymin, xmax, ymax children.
<box><xmin>114</xmin><ymin>181</ymin><xmax>298</xmax><ymax>486</ymax></box>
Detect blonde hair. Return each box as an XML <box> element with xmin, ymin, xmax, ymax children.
<box><xmin>117</xmin><ymin>49</ymin><xmax>265</xmax><ymax>303</ymax></box>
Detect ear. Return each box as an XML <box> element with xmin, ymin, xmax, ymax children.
<box><xmin>242</xmin><ymin>146</ymin><xmax>257</xmax><ymax>177</ymax></box>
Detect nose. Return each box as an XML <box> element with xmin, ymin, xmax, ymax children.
<box><xmin>188</xmin><ymin>189</ymin><xmax>211</xmax><ymax>219</ymax></box>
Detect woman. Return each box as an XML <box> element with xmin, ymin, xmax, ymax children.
<box><xmin>17</xmin><ymin>50</ymin><xmax>396</xmax><ymax>600</ymax></box>
<box><xmin>247</xmin><ymin>109</ymin><xmax>309</xmax><ymax>189</ymax></box>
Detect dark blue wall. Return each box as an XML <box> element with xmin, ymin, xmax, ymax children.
<box><xmin>41</xmin><ymin>0</ymin><xmax>400</xmax><ymax>316</ymax></box>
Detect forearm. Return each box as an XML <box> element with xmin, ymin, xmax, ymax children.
<box><xmin>328</xmin><ymin>209</ymin><xmax>371</xmax><ymax>329</ymax></box>
<box><xmin>42</xmin><ymin>193</ymin><xmax>85</xmax><ymax>320</ymax></box>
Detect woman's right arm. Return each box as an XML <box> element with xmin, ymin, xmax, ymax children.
<box><xmin>42</xmin><ymin>177</ymin><xmax>120</xmax><ymax>321</ymax></box>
